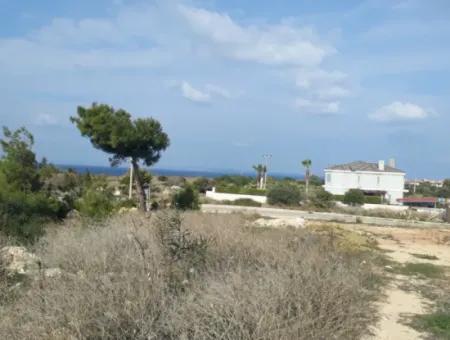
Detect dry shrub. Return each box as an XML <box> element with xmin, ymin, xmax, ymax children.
<box><xmin>0</xmin><ymin>211</ymin><xmax>379</xmax><ymax>339</ymax></box>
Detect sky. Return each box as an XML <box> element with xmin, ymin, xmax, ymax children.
<box><xmin>0</xmin><ymin>0</ymin><xmax>449</xmax><ymax>178</ymax></box>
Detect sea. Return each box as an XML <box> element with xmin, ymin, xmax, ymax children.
<box><xmin>57</xmin><ymin>164</ymin><xmax>305</xmax><ymax>180</ymax></box>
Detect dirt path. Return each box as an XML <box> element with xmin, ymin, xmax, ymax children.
<box><xmin>346</xmin><ymin>225</ymin><xmax>450</xmax><ymax>340</ymax></box>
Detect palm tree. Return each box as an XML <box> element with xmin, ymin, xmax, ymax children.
<box><xmin>261</xmin><ymin>165</ymin><xmax>267</xmax><ymax>189</ymax></box>
<box><xmin>253</xmin><ymin>164</ymin><xmax>265</xmax><ymax>189</ymax></box>
<box><xmin>302</xmin><ymin>159</ymin><xmax>312</xmax><ymax>196</ymax></box>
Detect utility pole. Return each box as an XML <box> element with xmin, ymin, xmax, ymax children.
<box><xmin>262</xmin><ymin>154</ymin><xmax>272</xmax><ymax>190</ymax></box>
<box><xmin>128</xmin><ymin>159</ymin><xmax>133</xmax><ymax>199</ymax></box>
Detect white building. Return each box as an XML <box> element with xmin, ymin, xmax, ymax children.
<box><xmin>324</xmin><ymin>160</ymin><xmax>406</xmax><ymax>204</ymax></box>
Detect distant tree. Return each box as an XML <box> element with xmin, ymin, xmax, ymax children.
<box><xmin>120</xmin><ymin>169</ymin><xmax>152</xmax><ymax>190</ymax></box>
<box><xmin>172</xmin><ymin>185</ymin><xmax>199</xmax><ymax>210</ymax></box>
<box><xmin>192</xmin><ymin>177</ymin><xmax>214</xmax><ymax>193</ymax></box>
<box><xmin>38</xmin><ymin>157</ymin><xmax>60</xmax><ymax>180</ymax></box>
<box><xmin>71</xmin><ymin>103</ymin><xmax>170</xmax><ymax>211</ymax></box>
<box><xmin>309</xmin><ymin>175</ymin><xmax>324</xmax><ymax>186</ymax></box>
<box><xmin>253</xmin><ymin>164</ymin><xmax>266</xmax><ymax>189</ymax></box>
<box><xmin>438</xmin><ymin>179</ymin><xmax>450</xmax><ymax>198</ymax></box>
<box><xmin>301</xmin><ymin>159</ymin><xmax>312</xmax><ymax>196</ymax></box>
<box><xmin>311</xmin><ymin>187</ymin><xmax>334</xmax><ymax>209</ymax></box>
<box><xmin>0</xmin><ymin>126</ymin><xmax>40</xmax><ymax>192</ymax></box>
<box><xmin>343</xmin><ymin>189</ymin><xmax>365</xmax><ymax>206</ymax></box>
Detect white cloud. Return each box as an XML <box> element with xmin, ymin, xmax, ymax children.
<box><xmin>205</xmin><ymin>84</ymin><xmax>232</xmax><ymax>99</ymax></box>
<box><xmin>317</xmin><ymin>86</ymin><xmax>351</xmax><ymax>99</ymax></box>
<box><xmin>292</xmin><ymin>68</ymin><xmax>350</xmax><ymax>113</ymax></box>
<box><xmin>179</xmin><ymin>5</ymin><xmax>332</xmax><ymax>66</ymax></box>
<box><xmin>0</xmin><ymin>2</ymin><xmax>342</xmax><ymax>115</ymax></box>
<box><xmin>369</xmin><ymin>101</ymin><xmax>430</xmax><ymax>122</ymax></box>
<box><xmin>35</xmin><ymin>113</ymin><xmax>59</xmax><ymax>126</ymax></box>
<box><xmin>181</xmin><ymin>81</ymin><xmax>211</xmax><ymax>103</ymax></box>
<box><xmin>294</xmin><ymin>98</ymin><xmax>340</xmax><ymax>114</ymax></box>
<box><xmin>176</xmin><ymin>81</ymin><xmax>232</xmax><ymax>103</ymax></box>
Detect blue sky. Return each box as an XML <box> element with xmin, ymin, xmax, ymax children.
<box><xmin>1</xmin><ymin>0</ymin><xmax>449</xmax><ymax>178</ymax></box>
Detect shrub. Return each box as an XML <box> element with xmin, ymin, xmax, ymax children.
<box><xmin>0</xmin><ymin>212</ymin><xmax>379</xmax><ymax>339</ymax></box>
<box><xmin>215</xmin><ymin>175</ymin><xmax>252</xmax><ymax>187</ymax></box>
<box><xmin>310</xmin><ymin>187</ymin><xmax>334</xmax><ymax>209</ymax></box>
<box><xmin>0</xmin><ymin>174</ymin><xmax>64</xmax><ymax>242</ymax></box>
<box><xmin>267</xmin><ymin>182</ymin><xmax>302</xmax><ymax>206</ymax></box>
<box><xmin>192</xmin><ymin>177</ymin><xmax>214</xmax><ymax>193</ymax></box>
<box><xmin>343</xmin><ymin>189</ymin><xmax>365</xmax><ymax>206</ymax></box>
<box><xmin>76</xmin><ymin>188</ymin><xmax>115</xmax><ymax>219</ymax></box>
<box><xmin>116</xmin><ymin>199</ymin><xmax>137</xmax><ymax>209</ymax></box>
<box><xmin>364</xmin><ymin>195</ymin><xmax>382</xmax><ymax>204</ymax></box>
<box><xmin>172</xmin><ymin>185</ymin><xmax>199</xmax><ymax>210</ymax></box>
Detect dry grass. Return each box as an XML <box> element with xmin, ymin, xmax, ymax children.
<box><xmin>0</xmin><ymin>211</ymin><xmax>380</xmax><ymax>339</ymax></box>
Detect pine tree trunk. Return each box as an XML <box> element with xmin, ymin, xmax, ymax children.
<box><xmin>132</xmin><ymin>159</ymin><xmax>147</xmax><ymax>211</ymax></box>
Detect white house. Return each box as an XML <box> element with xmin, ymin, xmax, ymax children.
<box><xmin>324</xmin><ymin>160</ymin><xmax>406</xmax><ymax>204</ymax></box>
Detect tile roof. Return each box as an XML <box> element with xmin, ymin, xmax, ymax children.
<box><xmin>325</xmin><ymin>161</ymin><xmax>404</xmax><ymax>173</ymax></box>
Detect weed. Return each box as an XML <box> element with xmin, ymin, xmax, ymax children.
<box><xmin>395</xmin><ymin>262</ymin><xmax>445</xmax><ymax>279</ymax></box>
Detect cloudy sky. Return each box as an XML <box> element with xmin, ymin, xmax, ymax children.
<box><xmin>1</xmin><ymin>0</ymin><xmax>449</xmax><ymax>178</ymax></box>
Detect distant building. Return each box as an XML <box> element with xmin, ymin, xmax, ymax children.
<box><xmin>405</xmin><ymin>179</ymin><xmax>444</xmax><ymax>189</ymax></box>
<box><xmin>324</xmin><ymin>160</ymin><xmax>406</xmax><ymax>205</ymax></box>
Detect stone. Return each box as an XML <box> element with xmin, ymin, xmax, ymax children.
<box><xmin>44</xmin><ymin>267</ymin><xmax>62</xmax><ymax>278</ymax></box>
<box><xmin>253</xmin><ymin>217</ymin><xmax>305</xmax><ymax>229</ymax></box>
<box><xmin>0</xmin><ymin>246</ymin><xmax>40</xmax><ymax>277</ymax></box>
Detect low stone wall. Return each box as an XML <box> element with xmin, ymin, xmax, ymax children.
<box><xmin>336</xmin><ymin>202</ymin><xmax>444</xmax><ymax>216</ymax></box>
<box><xmin>202</xmin><ymin>204</ymin><xmax>450</xmax><ymax>229</ymax></box>
<box><xmin>205</xmin><ymin>190</ymin><xmax>267</xmax><ymax>204</ymax></box>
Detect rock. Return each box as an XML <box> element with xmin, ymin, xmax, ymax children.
<box><xmin>253</xmin><ymin>217</ymin><xmax>305</xmax><ymax>229</ymax></box>
<box><xmin>118</xmin><ymin>207</ymin><xmax>138</xmax><ymax>214</ymax></box>
<box><xmin>66</xmin><ymin>209</ymin><xmax>81</xmax><ymax>219</ymax></box>
<box><xmin>0</xmin><ymin>246</ymin><xmax>40</xmax><ymax>277</ymax></box>
<box><xmin>44</xmin><ymin>267</ymin><xmax>62</xmax><ymax>278</ymax></box>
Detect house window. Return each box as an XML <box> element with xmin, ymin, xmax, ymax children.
<box><xmin>326</xmin><ymin>173</ymin><xmax>331</xmax><ymax>183</ymax></box>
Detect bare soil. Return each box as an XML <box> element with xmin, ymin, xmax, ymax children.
<box><xmin>329</xmin><ymin>223</ymin><xmax>450</xmax><ymax>340</ymax></box>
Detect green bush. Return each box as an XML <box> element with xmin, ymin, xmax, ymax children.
<box><xmin>310</xmin><ymin>188</ymin><xmax>334</xmax><ymax>209</ymax></box>
<box><xmin>335</xmin><ymin>193</ymin><xmax>382</xmax><ymax>205</ymax></box>
<box><xmin>192</xmin><ymin>177</ymin><xmax>214</xmax><ymax>193</ymax></box>
<box><xmin>117</xmin><ymin>199</ymin><xmax>137</xmax><ymax>209</ymax></box>
<box><xmin>267</xmin><ymin>183</ymin><xmax>302</xmax><ymax>206</ymax></box>
<box><xmin>215</xmin><ymin>175</ymin><xmax>252</xmax><ymax>187</ymax></box>
<box><xmin>172</xmin><ymin>185</ymin><xmax>199</xmax><ymax>210</ymax></box>
<box><xmin>343</xmin><ymin>189</ymin><xmax>365</xmax><ymax>206</ymax></box>
<box><xmin>76</xmin><ymin>188</ymin><xmax>115</xmax><ymax>219</ymax></box>
<box><xmin>0</xmin><ymin>188</ymin><xmax>63</xmax><ymax>242</ymax></box>
<box><xmin>364</xmin><ymin>195</ymin><xmax>382</xmax><ymax>204</ymax></box>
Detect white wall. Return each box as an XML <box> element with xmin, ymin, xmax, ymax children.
<box><xmin>324</xmin><ymin>170</ymin><xmax>405</xmax><ymax>204</ymax></box>
<box><xmin>205</xmin><ymin>190</ymin><xmax>267</xmax><ymax>204</ymax></box>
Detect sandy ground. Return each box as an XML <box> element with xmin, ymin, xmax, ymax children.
<box><xmin>342</xmin><ymin>224</ymin><xmax>450</xmax><ymax>340</ymax></box>
<box><xmin>205</xmin><ymin>205</ymin><xmax>450</xmax><ymax>339</ymax></box>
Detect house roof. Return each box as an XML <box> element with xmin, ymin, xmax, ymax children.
<box><xmin>325</xmin><ymin>161</ymin><xmax>404</xmax><ymax>173</ymax></box>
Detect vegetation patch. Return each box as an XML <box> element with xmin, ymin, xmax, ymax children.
<box><xmin>0</xmin><ymin>212</ymin><xmax>381</xmax><ymax>339</ymax></box>
<box><xmin>306</xmin><ymin>223</ymin><xmax>378</xmax><ymax>253</ymax></box>
<box><xmin>389</xmin><ymin>262</ymin><xmax>445</xmax><ymax>279</ymax></box>
<box><xmin>411</xmin><ymin>309</ymin><xmax>450</xmax><ymax>339</ymax></box>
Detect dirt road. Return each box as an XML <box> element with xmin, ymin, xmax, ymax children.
<box><xmin>345</xmin><ymin>224</ymin><xmax>450</xmax><ymax>340</ymax></box>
